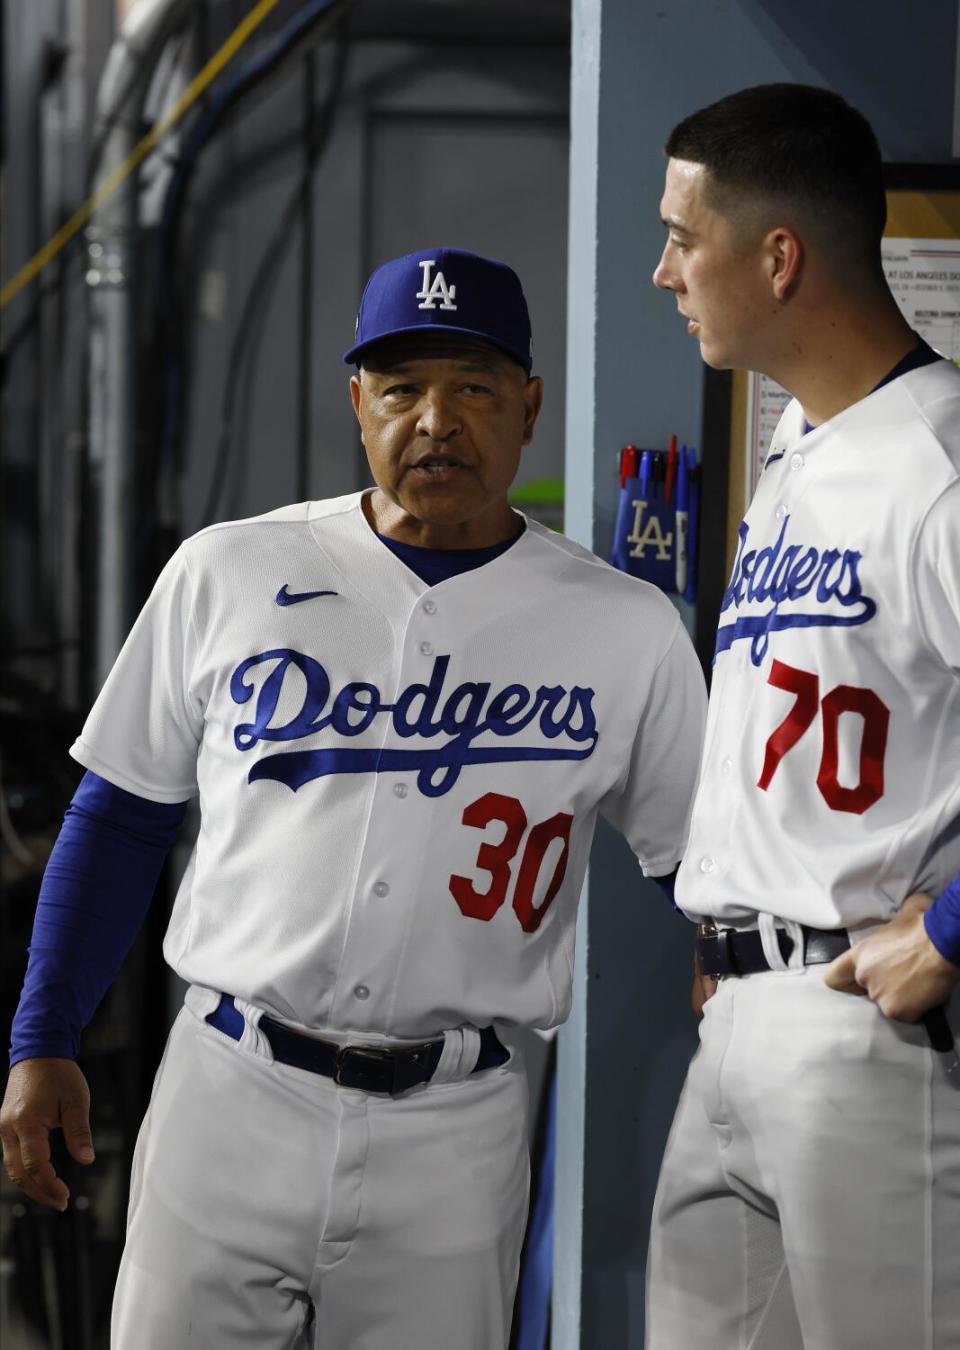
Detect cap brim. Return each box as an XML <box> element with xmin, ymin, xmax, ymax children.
<box><xmin>343</xmin><ymin>323</ymin><xmax>531</xmax><ymax>373</ymax></box>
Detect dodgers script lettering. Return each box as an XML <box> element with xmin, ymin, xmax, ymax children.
<box><xmin>230</xmin><ymin>652</ymin><xmax>599</xmax><ymax>797</ymax></box>
<box><xmin>716</xmin><ymin>516</ymin><xmax>878</xmax><ymax>665</ymax></box>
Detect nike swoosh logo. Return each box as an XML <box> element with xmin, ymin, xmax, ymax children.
<box><xmin>276</xmin><ymin>585</ymin><xmax>339</xmax><ymax>606</ymax></box>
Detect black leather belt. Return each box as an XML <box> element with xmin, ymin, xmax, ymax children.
<box><xmin>205</xmin><ymin>994</ymin><xmax>509</xmax><ymax>1095</ymax></box>
<box><xmin>695</xmin><ymin>922</ymin><xmax>850</xmax><ymax>978</ymax></box>
<box><xmin>695</xmin><ymin>923</ymin><xmax>956</xmax><ymax>1053</ymax></box>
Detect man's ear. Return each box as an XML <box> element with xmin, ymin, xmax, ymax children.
<box><xmin>521</xmin><ymin>376</ymin><xmax>544</xmax><ymax>445</ymax></box>
<box><xmin>349</xmin><ymin>373</ymin><xmax>363</xmax><ymax>427</ymax></box>
<box><xmin>766</xmin><ymin>226</ymin><xmax>803</xmax><ymax>302</ymax></box>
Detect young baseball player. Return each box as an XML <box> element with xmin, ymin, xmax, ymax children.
<box><xmin>1</xmin><ymin>247</ymin><xmax>707</xmax><ymax>1349</ymax></box>
<box><xmin>647</xmin><ymin>85</ymin><xmax>960</xmax><ymax>1348</ymax></box>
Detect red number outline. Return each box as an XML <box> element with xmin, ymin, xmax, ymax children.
<box><xmin>449</xmin><ymin>795</ymin><xmax>574</xmax><ymax>930</ymax></box>
<box><xmin>757</xmin><ymin>659</ymin><xmax>820</xmax><ymax>790</ymax></box>
<box><xmin>817</xmin><ymin>685</ymin><xmax>889</xmax><ymax>815</ymax></box>
<box><xmin>449</xmin><ymin>792</ymin><xmax>527</xmax><ymax>920</ymax></box>
<box><xmin>757</xmin><ymin>662</ymin><xmax>890</xmax><ymax>816</ymax></box>
<box><xmin>512</xmin><ymin>812</ymin><xmax>574</xmax><ymax>933</ymax></box>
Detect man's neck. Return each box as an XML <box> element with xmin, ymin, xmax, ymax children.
<box><xmin>762</xmin><ymin>290</ymin><xmax>916</xmax><ymax>428</ymax></box>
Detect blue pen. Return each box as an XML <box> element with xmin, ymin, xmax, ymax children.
<box><xmin>684</xmin><ymin>445</ymin><xmax>699</xmax><ymax>603</ymax></box>
<box><xmin>610</xmin><ymin>476</ymin><xmax>635</xmax><ymax>571</ymax></box>
<box><xmin>675</xmin><ymin>444</ymin><xmax>689</xmax><ymax>593</ymax></box>
<box><xmin>638</xmin><ymin>450</ymin><xmax>652</xmax><ymax>501</ymax></box>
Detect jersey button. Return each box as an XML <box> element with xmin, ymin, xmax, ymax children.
<box><xmin>373</xmin><ymin>881</ymin><xmax>390</xmax><ymax>898</ymax></box>
<box><xmin>775</xmin><ymin>503</ymin><xmax>787</xmax><ymax>521</ymax></box>
<box><xmin>423</xmin><ymin>599</ymin><xmax>437</xmax><ymax>615</ymax></box>
<box><xmin>419</xmin><ymin>640</ymin><xmax>434</xmax><ymax>655</ymax></box>
<box><xmin>790</xmin><ymin>452</ymin><xmax>804</xmax><ymax>472</ymax></box>
<box><xmin>353</xmin><ymin>985</ymin><xmax>370</xmax><ymax>1001</ymax></box>
<box><xmin>699</xmin><ymin>856</ymin><xmax>716</xmax><ymax>874</ymax></box>
<box><xmin>393</xmin><ymin>782</ymin><xmax>408</xmax><ymax>799</ymax></box>
<box><xmin>721</xmin><ymin>758</ymin><xmax>732</xmax><ymax>776</ymax></box>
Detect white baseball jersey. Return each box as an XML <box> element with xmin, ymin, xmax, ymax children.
<box><xmin>71</xmin><ymin>492</ymin><xmax>705</xmax><ymax>1038</ymax></box>
<box><xmin>677</xmin><ymin>358</ymin><xmax>960</xmax><ymax>930</ymax></box>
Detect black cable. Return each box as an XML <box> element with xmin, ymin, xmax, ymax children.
<box><xmin>297</xmin><ymin>50</ymin><xmax>316</xmax><ymax>502</ymax></box>
<box><xmin>85</xmin><ymin>12</ymin><xmax>195</xmax><ymax>189</ymax></box>
<box><xmin>0</xmin><ymin>295</ymin><xmax>49</xmax><ymax>388</ymax></box>
<box><xmin>1</xmin><ymin>57</ymin><xmax>89</xmax><ymax>392</ymax></box>
<box><xmin>154</xmin><ymin>0</ymin><xmax>350</xmax><ymax>506</ymax></box>
<box><xmin>0</xmin><ymin>641</ymin><xmax>80</xmax><ymax>662</ymax></box>
<box><xmin>0</xmin><ymin>14</ymin><xmax>196</xmax><ymax>699</ymax></box>
<box><xmin>4</xmin><ymin>33</ymin><xmax>74</xmax><ymax>392</ymax></box>
<box><xmin>198</xmin><ymin>14</ymin><xmax>349</xmax><ymax>527</ymax></box>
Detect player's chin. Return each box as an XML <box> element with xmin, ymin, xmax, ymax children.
<box><xmin>698</xmin><ymin>341</ymin><xmax>734</xmax><ymax>371</ymax></box>
<box><xmin>400</xmin><ymin>469</ymin><xmax>481</xmax><ymax>513</ymax></box>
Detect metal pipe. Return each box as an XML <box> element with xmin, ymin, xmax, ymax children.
<box><xmin>86</xmin><ymin>0</ymin><xmax>192</xmax><ymax>686</ymax></box>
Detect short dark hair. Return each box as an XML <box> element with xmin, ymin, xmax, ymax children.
<box><xmin>665</xmin><ymin>84</ymin><xmax>887</xmax><ymax>277</ymax></box>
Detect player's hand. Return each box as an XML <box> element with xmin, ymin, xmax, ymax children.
<box><xmin>0</xmin><ymin>1058</ymin><xmax>95</xmax><ymax>1211</ymax></box>
<box><xmin>692</xmin><ymin>949</ymin><xmax>718</xmax><ymax>1018</ymax></box>
<box><xmin>822</xmin><ymin>892</ymin><xmax>960</xmax><ymax>1023</ymax></box>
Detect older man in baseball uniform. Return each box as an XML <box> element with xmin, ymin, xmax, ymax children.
<box><xmin>647</xmin><ymin>84</ymin><xmax>960</xmax><ymax>1349</ymax></box>
<box><xmin>2</xmin><ymin>247</ymin><xmax>706</xmax><ymax>1349</ymax></box>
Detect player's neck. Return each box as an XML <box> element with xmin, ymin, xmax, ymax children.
<box><xmin>363</xmin><ymin>490</ymin><xmax>522</xmax><ymax>550</ymax></box>
<box><xmin>765</xmin><ymin>290</ymin><xmax>916</xmax><ymax>429</ymax></box>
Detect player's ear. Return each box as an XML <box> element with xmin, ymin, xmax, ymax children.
<box><xmin>521</xmin><ymin>375</ymin><xmax>544</xmax><ymax>445</ymax></box>
<box><xmin>349</xmin><ymin>373</ymin><xmax>364</xmax><ymax>427</ymax></box>
<box><xmin>766</xmin><ymin>226</ymin><xmax>803</xmax><ymax>301</ymax></box>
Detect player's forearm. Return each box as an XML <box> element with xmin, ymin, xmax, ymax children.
<box><xmin>924</xmin><ymin>874</ymin><xmax>960</xmax><ymax>967</ymax></box>
<box><xmin>9</xmin><ymin>772</ymin><xmax>188</xmax><ymax>1067</ymax></box>
<box><xmin>10</xmin><ymin>953</ymin><xmax>126</xmax><ymax>1063</ymax></box>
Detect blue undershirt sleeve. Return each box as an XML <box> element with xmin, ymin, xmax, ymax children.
<box><xmin>8</xmin><ymin>770</ymin><xmax>189</xmax><ymax>1068</ymax></box>
<box><xmin>652</xmin><ymin>867</ymin><xmax>679</xmax><ymax>909</ymax></box>
<box><xmin>924</xmin><ymin>874</ymin><xmax>960</xmax><ymax>968</ymax></box>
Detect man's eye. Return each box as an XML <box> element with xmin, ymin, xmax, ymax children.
<box><xmin>462</xmin><ymin>383</ymin><xmax>492</xmax><ymax>395</ymax></box>
<box><xmin>384</xmin><ymin>384</ymin><xmax>417</xmax><ymax>396</ymax></box>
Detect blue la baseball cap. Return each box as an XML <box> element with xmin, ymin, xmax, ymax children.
<box><xmin>343</xmin><ymin>247</ymin><xmax>532</xmax><ymax>374</ymax></box>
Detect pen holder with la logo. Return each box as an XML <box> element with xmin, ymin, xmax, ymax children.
<box><xmin>608</xmin><ymin>442</ymin><xmax>699</xmax><ymax>600</ymax></box>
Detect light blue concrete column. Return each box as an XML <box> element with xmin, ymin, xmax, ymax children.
<box><xmin>557</xmin><ymin>1</ymin><xmax>958</xmax><ymax>1345</ymax></box>
<box><xmin>557</xmin><ymin>7</ymin><xmax>707</xmax><ymax>1342</ymax></box>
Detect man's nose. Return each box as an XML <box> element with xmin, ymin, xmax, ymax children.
<box><xmin>416</xmin><ymin>392</ymin><xmax>461</xmax><ymax>440</ymax></box>
<box><xmin>652</xmin><ymin>248</ymin><xmax>678</xmax><ymax>291</ymax></box>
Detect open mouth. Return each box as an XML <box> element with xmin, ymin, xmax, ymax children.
<box><xmin>410</xmin><ymin>457</ymin><xmax>464</xmax><ymax>479</ymax></box>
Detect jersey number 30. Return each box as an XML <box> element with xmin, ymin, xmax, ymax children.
<box><xmin>449</xmin><ymin>792</ymin><xmax>573</xmax><ymax>932</ymax></box>
<box><xmin>757</xmin><ymin>659</ymin><xmax>890</xmax><ymax>814</ymax></box>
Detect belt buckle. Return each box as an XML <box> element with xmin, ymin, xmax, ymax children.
<box><xmin>334</xmin><ymin>1044</ymin><xmax>395</xmax><ymax>1094</ymax></box>
<box><xmin>695</xmin><ymin>918</ymin><xmax>729</xmax><ymax>979</ymax></box>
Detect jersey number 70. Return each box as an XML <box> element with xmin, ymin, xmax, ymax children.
<box><xmin>757</xmin><ymin>659</ymin><xmax>890</xmax><ymax>815</ymax></box>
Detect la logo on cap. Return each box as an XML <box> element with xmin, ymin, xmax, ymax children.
<box><xmin>416</xmin><ymin>259</ymin><xmax>457</xmax><ymax>312</ymax></box>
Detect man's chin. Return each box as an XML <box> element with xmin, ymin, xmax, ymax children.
<box><xmin>698</xmin><ymin>342</ymin><xmax>733</xmax><ymax>372</ymax></box>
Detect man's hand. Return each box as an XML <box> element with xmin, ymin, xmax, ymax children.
<box><xmin>823</xmin><ymin>892</ymin><xmax>960</xmax><ymax>1023</ymax></box>
<box><xmin>692</xmin><ymin>949</ymin><xmax>718</xmax><ymax>1018</ymax></box>
<box><xmin>0</xmin><ymin>1058</ymin><xmax>95</xmax><ymax>1210</ymax></box>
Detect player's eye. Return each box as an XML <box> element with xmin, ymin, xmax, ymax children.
<box><xmin>383</xmin><ymin>383</ymin><xmax>418</xmax><ymax>397</ymax></box>
<box><xmin>461</xmin><ymin>383</ymin><xmax>492</xmax><ymax>395</ymax></box>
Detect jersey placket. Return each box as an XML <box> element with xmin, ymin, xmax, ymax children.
<box><xmin>326</xmin><ymin>589</ymin><xmax>446</xmax><ymax>1035</ymax></box>
<box><xmin>695</xmin><ymin>427</ymin><xmax>816</xmax><ymax>911</ymax></box>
